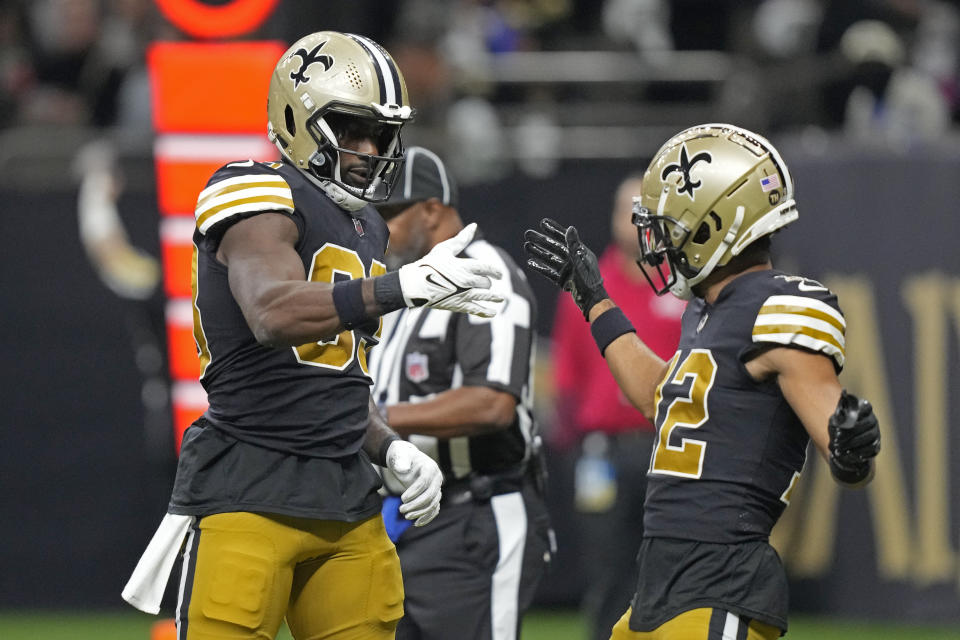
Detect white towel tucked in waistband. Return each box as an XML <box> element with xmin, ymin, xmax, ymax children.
<box><xmin>122</xmin><ymin>513</ymin><xmax>195</xmax><ymax>614</ymax></box>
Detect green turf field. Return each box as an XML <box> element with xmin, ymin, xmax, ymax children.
<box><xmin>0</xmin><ymin>609</ymin><xmax>956</xmax><ymax>639</ymax></box>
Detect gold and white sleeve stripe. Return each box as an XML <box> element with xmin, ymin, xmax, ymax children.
<box><xmin>752</xmin><ymin>294</ymin><xmax>846</xmax><ymax>368</ymax></box>
<box><xmin>194</xmin><ymin>174</ymin><xmax>294</xmax><ymax>235</ymax></box>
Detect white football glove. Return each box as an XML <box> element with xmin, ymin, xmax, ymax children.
<box><xmin>385</xmin><ymin>440</ymin><xmax>444</xmax><ymax>526</ymax></box>
<box><xmin>398</xmin><ymin>222</ymin><xmax>504</xmax><ymax>317</ymax></box>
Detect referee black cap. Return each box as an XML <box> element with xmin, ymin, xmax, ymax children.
<box><xmin>383</xmin><ymin>146</ymin><xmax>459</xmax><ymax>212</ymax></box>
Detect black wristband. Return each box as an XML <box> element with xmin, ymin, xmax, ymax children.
<box><xmin>590</xmin><ymin>307</ymin><xmax>636</xmax><ymax>356</ymax></box>
<box><xmin>332</xmin><ymin>279</ymin><xmax>369</xmax><ymax>330</ymax></box>
<box><xmin>374</xmin><ymin>271</ymin><xmax>405</xmax><ymax>312</ymax></box>
<box><xmin>378</xmin><ymin>434</ymin><xmax>401</xmax><ymax>467</ymax></box>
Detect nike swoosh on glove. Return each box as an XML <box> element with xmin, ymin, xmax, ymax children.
<box><xmin>385</xmin><ymin>440</ymin><xmax>444</xmax><ymax>526</ymax></box>
<box><xmin>398</xmin><ymin>222</ymin><xmax>504</xmax><ymax>317</ymax></box>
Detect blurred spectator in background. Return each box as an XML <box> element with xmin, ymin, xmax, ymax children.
<box><xmin>840</xmin><ymin>18</ymin><xmax>951</xmax><ymax>145</ymax></box>
<box><xmin>913</xmin><ymin>0</ymin><xmax>960</xmax><ymax>120</ymax></box>
<box><xmin>74</xmin><ymin>137</ymin><xmax>174</xmax><ymax>495</ymax></box>
<box><xmin>3</xmin><ymin>0</ymin><xmax>958</xmax><ymax>159</ymax></box>
<box><xmin>548</xmin><ymin>173</ymin><xmax>684</xmax><ymax>640</ymax></box>
<box><xmin>0</xmin><ymin>0</ymin><xmax>31</xmax><ymax>128</ymax></box>
<box><xmin>23</xmin><ymin>0</ymin><xmax>125</xmax><ymax>126</ymax></box>
<box><xmin>602</xmin><ymin>0</ymin><xmax>672</xmax><ymax>59</ymax></box>
<box><xmin>0</xmin><ymin>0</ymin><xmax>159</xmax><ymax>131</ymax></box>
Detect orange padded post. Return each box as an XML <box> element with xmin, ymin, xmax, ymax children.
<box><xmin>147</xmin><ymin>41</ymin><xmax>285</xmax><ymax>134</ymax></box>
<box><xmin>149</xmin><ymin>36</ymin><xmax>285</xmax><ymax>456</ymax></box>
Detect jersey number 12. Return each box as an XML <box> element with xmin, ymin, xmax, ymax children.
<box><xmin>650</xmin><ymin>349</ymin><xmax>717</xmax><ymax>478</ymax></box>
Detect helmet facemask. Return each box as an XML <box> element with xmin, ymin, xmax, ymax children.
<box><xmin>304</xmin><ymin>105</ymin><xmax>406</xmax><ymax>206</ymax></box>
<box><xmin>633</xmin><ymin>202</ymin><xmax>694</xmax><ymax>297</ymax></box>
<box><xmin>635</xmin><ymin>123</ymin><xmax>799</xmax><ymax>300</ymax></box>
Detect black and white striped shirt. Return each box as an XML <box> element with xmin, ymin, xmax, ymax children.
<box><xmin>370</xmin><ymin>232</ymin><xmax>537</xmax><ymax>478</ymax></box>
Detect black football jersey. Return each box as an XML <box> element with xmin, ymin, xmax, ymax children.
<box><xmin>642</xmin><ymin>269</ymin><xmax>846</xmax><ymax>543</ymax></box>
<box><xmin>190</xmin><ymin>160</ymin><xmax>389</xmax><ymax>457</ymax></box>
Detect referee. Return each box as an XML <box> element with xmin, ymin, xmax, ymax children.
<box><xmin>371</xmin><ymin>147</ymin><xmax>553</xmax><ymax>640</ymax></box>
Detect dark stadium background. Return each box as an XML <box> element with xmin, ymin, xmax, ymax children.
<box><xmin>1</xmin><ymin>0</ymin><xmax>960</xmax><ymax>637</ymax></box>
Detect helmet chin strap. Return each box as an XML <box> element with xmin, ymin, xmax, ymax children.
<box><xmin>269</xmin><ymin>134</ymin><xmax>369</xmax><ymax>213</ymax></box>
<box><xmin>320</xmin><ymin>181</ymin><xmax>368</xmax><ymax>212</ymax></box>
<box><xmin>668</xmin><ymin>273</ymin><xmax>694</xmax><ymax>301</ymax></box>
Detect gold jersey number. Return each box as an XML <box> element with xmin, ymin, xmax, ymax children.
<box><xmin>293</xmin><ymin>243</ymin><xmax>385</xmax><ymax>373</ymax></box>
<box><xmin>649</xmin><ymin>349</ymin><xmax>718</xmax><ymax>478</ymax></box>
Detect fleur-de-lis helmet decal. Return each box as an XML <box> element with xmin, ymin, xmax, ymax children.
<box><xmin>661</xmin><ymin>143</ymin><xmax>712</xmax><ymax>198</ymax></box>
<box><xmin>289</xmin><ymin>41</ymin><xmax>334</xmax><ymax>89</ymax></box>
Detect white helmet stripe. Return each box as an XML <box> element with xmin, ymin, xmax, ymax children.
<box><xmin>347</xmin><ymin>33</ymin><xmax>399</xmax><ymax>106</ymax></box>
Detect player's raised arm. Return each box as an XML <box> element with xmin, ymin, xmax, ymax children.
<box><xmin>524</xmin><ymin>218</ymin><xmax>668</xmax><ymax>418</ymax></box>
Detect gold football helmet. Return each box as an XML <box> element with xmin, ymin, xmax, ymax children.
<box><xmin>633</xmin><ymin>123</ymin><xmax>798</xmax><ymax>299</ymax></box>
<box><xmin>267</xmin><ymin>31</ymin><xmax>414</xmax><ymax>211</ymax></box>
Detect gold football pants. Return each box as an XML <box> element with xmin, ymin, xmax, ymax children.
<box><xmin>610</xmin><ymin>607</ymin><xmax>781</xmax><ymax>640</ymax></box>
<box><xmin>177</xmin><ymin>511</ymin><xmax>403</xmax><ymax>639</ymax></box>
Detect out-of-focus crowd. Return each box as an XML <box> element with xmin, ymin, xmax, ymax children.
<box><xmin>0</xmin><ymin>0</ymin><xmax>162</xmax><ymax>132</ymax></box>
<box><xmin>2</xmin><ymin>0</ymin><xmax>959</xmax><ymax>170</ymax></box>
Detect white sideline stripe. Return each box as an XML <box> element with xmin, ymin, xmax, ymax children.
<box><xmin>155</xmin><ymin>135</ymin><xmax>276</xmax><ymax>161</ymax></box>
<box><xmin>491</xmin><ymin>492</ymin><xmax>527</xmax><ymax>640</ymax></box>
<box><xmin>172</xmin><ymin>380</ymin><xmax>207</xmax><ymax>407</ymax></box>
<box><xmin>166</xmin><ymin>298</ymin><xmax>194</xmax><ymax>327</ymax></box>
<box><xmin>161</xmin><ymin>216</ymin><xmax>197</xmax><ymax>242</ymax></box>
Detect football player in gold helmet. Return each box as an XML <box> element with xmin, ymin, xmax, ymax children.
<box><xmin>267</xmin><ymin>31</ymin><xmax>414</xmax><ymax>211</ymax></box>
<box><xmin>525</xmin><ymin>124</ymin><xmax>880</xmax><ymax>639</ymax></box>
<box><xmin>123</xmin><ymin>32</ymin><xmax>506</xmax><ymax>640</ymax></box>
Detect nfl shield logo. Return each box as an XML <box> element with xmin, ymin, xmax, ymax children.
<box><xmin>405</xmin><ymin>352</ymin><xmax>429</xmax><ymax>383</ymax></box>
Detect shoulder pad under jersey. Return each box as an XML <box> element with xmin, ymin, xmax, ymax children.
<box><xmin>194</xmin><ymin>160</ymin><xmax>294</xmax><ymax>236</ymax></box>
<box><xmin>751</xmin><ymin>274</ymin><xmax>846</xmax><ymax>370</ymax></box>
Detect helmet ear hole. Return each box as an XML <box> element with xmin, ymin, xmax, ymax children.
<box><xmin>709</xmin><ymin>211</ymin><xmax>722</xmax><ymax>231</ymax></box>
<box><xmin>692</xmin><ymin>222</ymin><xmax>711</xmax><ymax>245</ymax></box>
<box><xmin>284</xmin><ymin>105</ymin><xmax>297</xmax><ymax>137</ymax></box>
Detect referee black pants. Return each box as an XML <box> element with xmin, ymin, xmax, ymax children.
<box><xmin>394</xmin><ymin>478</ymin><xmax>552</xmax><ymax>640</ymax></box>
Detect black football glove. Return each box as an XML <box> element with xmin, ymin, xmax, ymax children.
<box><xmin>523</xmin><ymin>218</ymin><xmax>571</xmax><ymax>286</ymax></box>
<box><xmin>524</xmin><ymin>218</ymin><xmax>608</xmax><ymax>319</ymax></box>
<box><xmin>828</xmin><ymin>390</ymin><xmax>881</xmax><ymax>485</ymax></box>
